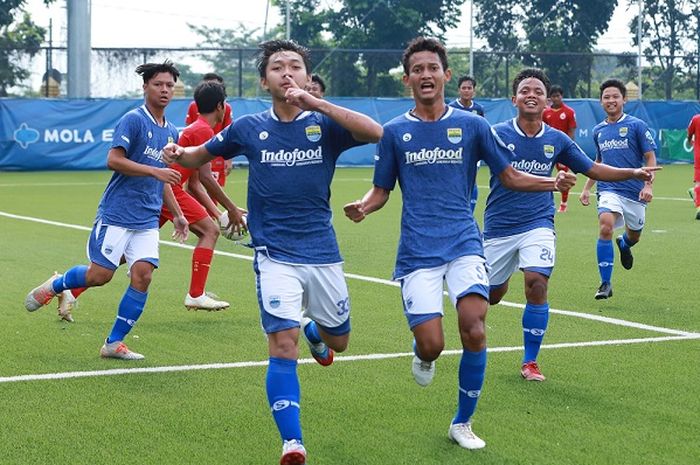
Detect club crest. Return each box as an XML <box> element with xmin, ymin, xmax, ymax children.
<box><xmin>619</xmin><ymin>127</ymin><xmax>628</xmax><ymax>137</ymax></box>
<box><xmin>543</xmin><ymin>144</ymin><xmax>555</xmax><ymax>159</ymax></box>
<box><xmin>305</xmin><ymin>125</ymin><xmax>322</xmax><ymax>142</ymax></box>
<box><xmin>447</xmin><ymin>128</ymin><xmax>462</xmax><ymax>144</ymax></box>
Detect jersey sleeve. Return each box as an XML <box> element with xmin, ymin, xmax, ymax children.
<box><xmin>688</xmin><ymin>116</ymin><xmax>697</xmax><ymax>137</ymax></box>
<box><xmin>479</xmin><ymin>123</ymin><xmax>511</xmax><ymax>176</ymax></box>
<box><xmin>636</xmin><ymin>120</ymin><xmax>657</xmax><ymax>154</ymax></box>
<box><xmin>111</xmin><ymin>112</ymin><xmax>141</xmax><ymax>153</ymax></box>
<box><xmin>185</xmin><ymin>102</ymin><xmax>198</xmax><ymax>126</ymax></box>
<box><xmin>204</xmin><ymin>120</ymin><xmax>245</xmax><ymax>160</ymax></box>
<box><xmin>558</xmin><ymin>136</ymin><xmax>594</xmax><ymax>174</ymax></box>
<box><xmin>372</xmin><ymin>128</ymin><xmax>398</xmax><ymax>191</ymax></box>
<box><xmin>592</xmin><ymin>127</ymin><xmax>602</xmax><ymax>161</ymax></box>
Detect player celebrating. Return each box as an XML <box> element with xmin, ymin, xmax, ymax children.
<box><xmin>485</xmin><ymin>69</ymin><xmax>658</xmax><ymax>381</ymax></box>
<box><xmin>543</xmin><ymin>84</ymin><xmax>577</xmax><ymax>212</ymax></box>
<box><xmin>580</xmin><ymin>79</ymin><xmax>658</xmax><ymax>300</ymax></box>
<box><xmin>162</xmin><ymin>40</ymin><xmax>382</xmax><ymax>465</ymax></box>
<box><xmin>687</xmin><ymin>112</ymin><xmax>700</xmax><ymax>219</ymax></box>
<box><xmin>24</xmin><ymin>61</ymin><xmax>187</xmax><ymax>359</ymax></box>
<box><xmin>344</xmin><ymin>38</ymin><xmax>575</xmax><ymax>451</ymax></box>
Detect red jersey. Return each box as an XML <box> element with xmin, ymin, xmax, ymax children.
<box><xmin>172</xmin><ymin>116</ymin><xmax>217</xmax><ymax>188</ymax></box>
<box><xmin>688</xmin><ymin>114</ymin><xmax>700</xmax><ymax>158</ymax></box>
<box><xmin>543</xmin><ymin>103</ymin><xmax>577</xmax><ymax>136</ymax></box>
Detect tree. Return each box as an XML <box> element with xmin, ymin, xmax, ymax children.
<box><xmin>628</xmin><ymin>0</ymin><xmax>694</xmax><ymax>99</ymax></box>
<box><xmin>473</xmin><ymin>0</ymin><xmax>617</xmax><ymax>97</ymax></box>
<box><xmin>0</xmin><ymin>0</ymin><xmax>54</xmax><ymax>96</ymax></box>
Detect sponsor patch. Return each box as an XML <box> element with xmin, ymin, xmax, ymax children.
<box><xmin>402</xmin><ymin>133</ymin><xmax>412</xmax><ymax>142</ymax></box>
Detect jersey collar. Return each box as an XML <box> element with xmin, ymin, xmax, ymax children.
<box><xmin>603</xmin><ymin>113</ymin><xmax>627</xmax><ymax>125</ymax></box>
<box><xmin>141</xmin><ymin>104</ymin><xmax>167</xmax><ymax>127</ymax></box>
<box><xmin>405</xmin><ymin>105</ymin><xmax>453</xmax><ymax>122</ymax></box>
<box><xmin>511</xmin><ymin>118</ymin><xmax>545</xmax><ymax>138</ymax></box>
<box><xmin>269</xmin><ymin>108</ymin><xmax>312</xmax><ymax>122</ymax></box>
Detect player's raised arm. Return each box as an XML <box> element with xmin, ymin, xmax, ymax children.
<box><xmin>498</xmin><ymin>165</ymin><xmax>576</xmax><ymax>192</ymax></box>
<box><xmin>344</xmin><ymin>186</ymin><xmax>391</xmax><ymax>223</ymax></box>
<box><xmin>162</xmin><ymin>142</ymin><xmax>215</xmax><ymax>169</ymax></box>
<box><xmin>108</xmin><ymin>146</ymin><xmax>181</xmax><ymax>185</ymax></box>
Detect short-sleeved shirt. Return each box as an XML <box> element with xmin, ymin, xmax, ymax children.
<box><xmin>484</xmin><ymin>119</ymin><xmax>594</xmax><ymax>239</ymax></box>
<box><xmin>172</xmin><ymin>116</ymin><xmax>217</xmax><ymax>188</ymax></box>
<box><xmin>543</xmin><ymin>103</ymin><xmax>577</xmax><ymax>135</ymax></box>
<box><xmin>373</xmin><ymin>106</ymin><xmax>510</xmax><ymax>279</ymax></box>
<box><xmin>593</xmin><ymin>113</ymin><xmax>656</xmax><ymax>203</ymax></box>
<box><xmin>448</xmin><ymin>99</ymin><xmax>485</xmax><ymax>117</ymax></box>
<box><xmin>687</xmin><ymin>114</ymin><xmax>700</xmax><ymax>159</ymax></box>
<box><xmin>205</xmin><ymin>109</ymin><xmax>365</xmax><ymax>265</ymax></box>
<box><xmin>96</xmin><ymin>105</ymin><xmax>179</xmax><ymax>230</ymax></box>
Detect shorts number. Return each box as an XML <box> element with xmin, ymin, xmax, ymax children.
<box><xmin>539</xmin><ymin>248</ymin><xmax>553</xmax><ymax>263</ymax></box>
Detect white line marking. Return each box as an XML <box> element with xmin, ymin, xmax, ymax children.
<box><xmin>4</xmin><ymin>210</ymin><xmax>698</xmax><ymax>338</ymax></box>
<box><xmin>1</xmin><ymin>334</ymin><xmax>697</xmax><ymax>384</ymax></box>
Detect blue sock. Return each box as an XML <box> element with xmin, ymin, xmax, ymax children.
<box><xmin>303</xmin><ymin>320</ymin><xmax>322</xmax><ymax>344</ymax></box>
<box><xmin>522</xmin><ymin>303</ymin><xmax>549</xmax><ymax>363</ymax></box>
<box><xmin>597</xmin><ymin>239</ymin><xmax>614</xmax><ymax>284</ymax></box>
<box><xmin>266</xmin><ymin>357</ymin><xmax>302</xmax><ymax>442</ymax></box>
<box><xmin>52</xmin><ymin>265</ymin><xmax>88</xmax><ymax>293</ymax></box>
<box><xmin>107</xmin><ymin>286</ymin><xmax>147</xmax><ymax>343</ymax></box>
<box><xmin>621</xmin><ymin>232</ymin><xmax>636</xmax><ymax>248</ymax></box>
<box><xmin>453</xmin><ymin>349</ymin><xmax>486</xmax><ymax>424</ymax></box>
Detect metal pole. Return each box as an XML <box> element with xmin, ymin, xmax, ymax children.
<box><xmin>67</xmin><ymin>0</ymin><xmax>91</xmax><ymax>98</ymax></box>
<box><xmin>469</xmin><ymin>0</ymin><xmax>474</xmax><ymax>77</ymax></box>
<box><xmin>45</xmin><ymin>18</ymin><xmax>52</xmax><ymax>97</ymax></box>
<box><xmin>638</xmin><ymin>0</ymin><xmax>643</xmax><ymax>100</ymax></box>
<box><xmin>286</xmin><ymin>0</ymin><xmax>291</xmax><ymax>40</ymax></box>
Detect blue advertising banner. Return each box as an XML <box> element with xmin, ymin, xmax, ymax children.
<box><xmin>1</xmin><ymin>97</ymin><xmax>698</xmax><ymax>171</ymax></box>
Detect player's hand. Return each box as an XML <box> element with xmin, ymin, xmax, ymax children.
<box><xmin>579</xmin><ymin>189</ymin><xmax>591</xmax><ymax>206</ymax></box>
<box><xmin>172</xmin><ymin>215</ymin><xmax>189</xmax><ymax>243</ymax></box>
<box><xmin>162</xmin><ymin>143</ymin><xmax>184</xmax><ymax>164</ymax></box>
<box><xmin>555</xmin><ymin>171</ymin><xmax>576</xmax><ymax>192</ymax></box>
<box><xmin>224</xmin><ymin>159</ymin><xmax>233</xmax><ymax>176</ymax></box>
<box><xmin>639</xmin><ymin>184</ymin><xmax>654</xmax><ymax>203</ymax></box>
<box><xmin>344</xmin><ymin>201</ymin><xmax>366</xmax><ymax>223</ymax></box>
<box><xmin>224</xmin><ymin>206</ymin><xmax>247</xmax><ymax>237</ymax></box>
<box><xmin>284</xmin><ymin>76</ymin><xmax>320</xmax><ymax>111</ymax></box>
<box><xmin>633</xmin><ymin>166</ymin><xmax>661</xmax><ymax>182</ymax></box>
<box><xmin>154</xmin><ymin>167</ymin><xmax>182</xmax><ymax>185</ymax></box>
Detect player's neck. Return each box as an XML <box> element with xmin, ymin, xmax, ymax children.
<box><xmin>144</xmin><ymin>102</ymin><xmax>166</xmax><ymax>126</ymax></box>
<box><xmin>516</xmin><ymin>114</ymin><xmax>543</xmax><ymax>136</ymax></box>
<box><xmin>272</xmin><ymin>99</ymin><xmax>304</xmax><ymax>122</ymax></box>
<box><xmin>459</xmin><ymin>97</ymin><xmax>472</xmax><ymax>107</ymax></box>
<box><xmin>551</xmin><ymin>103</ymin><xmax>562</xmax><ymax>110</ymax></box>
<box><xmin>412</xmin><ymin>100</ymin><xmax>447</xmax><ymax>122</ymax></box>
<box><xmin>606</xmin><ymin>111</ymin><xmax>624</xmax><ymax>123</ymax></box>
<box><xmin>200</xmin><ymin>112</ymin><xmax>219</xmax><ymax>129</ymax></box>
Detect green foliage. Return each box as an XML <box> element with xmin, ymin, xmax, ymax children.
<box><xmin>0</xmin><ymin>0</ymin><xmax>54</xmax><ymax>96</ymax></box>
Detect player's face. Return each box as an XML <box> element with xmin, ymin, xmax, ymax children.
<box><xmin>403</xmin><ymin>51</ymin><xmax>451</xmax><ymax>105</ymax></box>
<box><xmin>459</xmin><ymin>81</ymin><xmax>475</xmax><ymax>101</ymax></box>
<box><xmin>261</xmin><ymin>51</ymin><xmax>310</xmax><ymax>98</ymax></box>
<box><xmin>143</xmin><ymin>72</ymin><xmax>175</xmax><ymax>109</ymax></box>
<box><xmin>549</xmin><ymin>92</ymin><xmax>563</xmax><ymax>108</ymax></box>
<box><xmin>513</xmin><ymin>77</ymin><xmax>547</xmax><ymax>117</ymax></box>
<box><xmin>600</xmin><ymin>87</ymin><xmax>625</xmax><ymax>118</ymax></box>
<box><xmin>305</xmin><ymin>81</ymin><xmax>324</xmax><ymax>98</ymax></box>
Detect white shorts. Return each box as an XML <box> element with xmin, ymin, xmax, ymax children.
<box><xmin>87</xmin><ymin>219</ymin><xmax>159</xmax><ymax>271</ymax></box>
<box><xmin>483</xmin><ymin>228</ymin><xmax>556</xmax><ymax>287</ymax></box>
<box><xmin>254</xmin><ymin>252</ymin><xmax>350</xmax><ymax>335</ymax></box>
<box><xmin>399</xmin><ymin>255</ymin><xmax>489</xmax><ymax>329</ymax></box>
<box><xmin>597</xmin><ymin>191</ymin><xmax>646</xmax><ymax>231</ymax></box>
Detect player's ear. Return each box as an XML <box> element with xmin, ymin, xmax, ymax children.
<box><xmin>444</xmin><ymin>68</ymin><xmax>452</xmax><ymax>82</ymax></box>
<box><xmin>512</xmin><ymin>95</ymin><xmax>517</xmax><ymax>106</ymax></box>
<box><xmin>260</xmin><ymin>77</ymin><xmax>270</xmax><ymax>93</ymax></box>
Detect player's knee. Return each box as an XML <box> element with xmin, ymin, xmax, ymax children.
<box><xmin>416</xmin><ymin>337</ymin><xmax>443</xmax><ymax>362</ymax></box>
<box><xmin>327</xmin><ymin>336</ymin><xmax>349</xmax><ymax>353</ymax></box>
<box><xmin>599</xmin><ymin>223</ymin><xmax>614</xmax><ymax>239</ymax></box>
<box><xmin>85</xmin><ymin>266</ymin><xmax>113</xmax><ymax>286</ymax></box>
<box><xmin>459</xmin><ymin>320</ymin><xmax>486</xmax><ymax>346</ymax></box>
<box><xmin>270</xmin><ymin>338</ymin><xmax>300</xmax><ymax>360</ymax></box>
<box><xmin>525</xmin><ymin>280</ymin><xmax>548</xmax><ymax>303</ymax></box>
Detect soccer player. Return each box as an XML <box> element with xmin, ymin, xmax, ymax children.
<box><xmin>687</xmin><ymin>112</ymin><xmax>700</xmax><ymax>219</ymax></box>
<box><xmin>543</xmin><ymin>84</ymin><xmax>577</xmax><ymax>213</ymax></box>
<box><xmin>580</xmin><ymin>79</ymin><xmax>658</xmax><ymax>300</ymax></box>
<box><xmin>485</xmin><ymin>69</ymin><xmax>658</xmax><ymax>381</ymax></box>
<box><xmin>162</xmin><ymin>40</ymin><xmax>382</xmax><ymax>465</ymax></box>
<box><xmin>449</xmin><ymin>75</ymin><xmax>485</xmax><ymax>210</ymax></box>
<box><xmin>24</xmin><ymin>61</ymin><xmax>187</xmax><ymax>359</ymax></box>
<box><xmin>343</xmin><ymin>38</ymin><xmax>575</xmax><ymax>450</ymax></box>
<box><xmin>305</xmin><ymin>73</ymin><xmax>326</xmax><ymax>98</ymax></box>
<box><xmin>186</xmin><ymin>72</ymin><xmax>234</xmax><ymax>191</ymax></box>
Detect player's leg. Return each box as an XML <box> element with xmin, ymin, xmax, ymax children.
<box><xmin>100</xmin><ymin>229</ymin><xmax>159</xmax><ymax>360</ymax></box>
<box><xmin>301</xmin><ymin>263</ymin><xmax>351</xmax><ymax>366</ymax></box>
<box><xmin>615</xmin><ymin>198</ymin><xmax>646</xmax><ymax>271</ymax></box>
<box><xmin>255</xmin><ymin>253</ymin><xmax>307</xmax><ymax>464</ymax></box>
<box><xmin>445</xmin><ymin>256</ymin><xmax>489</xmax><ymax>450</ymax></box>
<box><xmin>595</xmin><ymin>193</ymin><xmax>624</xmax><ymax>299</ymax></box>
<box><xmin>400</xmin><ymin>266</ymin><xmax>447</xmax><ymax>387</ymax></box>
<box><xmin>694</xmin><ymin>151</ymin><xmax>700</xmax><ymax>218</ymax></box>
<box><xmin>484</xmin><ymin>234</ymin><xmax>520</xmax><ymax>305</ymax></box>
<box><xmin>557</xmin><ymin>164</ymin><xmax>570</xmax><ymax>212</ymax></box>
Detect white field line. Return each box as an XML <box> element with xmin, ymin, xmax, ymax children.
<box><xmin>3</xmin><ymin>210</ymin><xmax>698</xmax><ymax>338</ymax></box>
<box><xmin>1</xmin><ymin>334</ymin><xmax>698</xmax><ymax>384</ymax></box>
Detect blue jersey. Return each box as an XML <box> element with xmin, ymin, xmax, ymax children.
<box><xmin>373</xmin><ymin>106</ymin><xmax>510</xmax><ymax>279</ymax></box>
<box><xmin>593</xmin><ymin>113</ymin><xmax>656</xmax><ymax>203</ymax></box>
<box><xmin>205</xmin><ymin>109</ymin><xmax>364</xmax><ymax>265</ymax></box>
<box><xmin>96</xmin><ymin>105</ymin><xmax>178</xmax><ymax>230</ymax></box>
<box><xmin>448</xmin><ymin>99</ymin><xmax>485</xmax><ymax>117</ymax></box>
<box><xmin>484</xmin><ymin>119</ymin><xmax>594</xmax><ymax>239</ymax></box>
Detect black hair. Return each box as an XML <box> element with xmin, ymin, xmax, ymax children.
<box><xmin>135</xmin><ymin>60</ymin><xmax>180</xmax><ymax>84</ymax></box>
<box><xmin>600</xmin><ymin>78</ymin><xmax>626</xmax><ymax>98</ymax></box>
<box><xmin>402</xmin><ymin>37</ymin><xmax>448</xmax><ymax>75</ymax></box>
<box><xmin>202</xmin><ymin>72</ymin><xmax>224</xmax><ymax>84</ymax></box>
<box><xmin>256</xmin><ymin>40</ymin><xmax>312</xmax><ymax>78</ymax></box>
<box><xmin>549</xmin><ymin>84</ymin><xmax>564</xmax><ymax>96</ymax></box>
<box><xmin>194</xmin><ymin>81</ymin><xmax>226</xmax><ymax>114</ymax></box>
<box><xmin>511</xmin><ymin>68</ymin><xmax>551</xmax><ymax>96</ymax></box>
<box><xmin>458</xmin><ymin>75</ymin><xmax>476</xmax><ymax>87</ymax></box>
<box><xmin>311</xmin><ymin>74</ymin><xmax>326</xmax><ymax>92</ymax></box>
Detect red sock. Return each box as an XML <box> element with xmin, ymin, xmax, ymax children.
<box><xmin>694</xmin><ymin>185</ymin><xmax>700</xmax><ymax>207</ymax></box>
<box><xmin>561</xmin><ymin>190</ymin><xmax>569</xmax><ymax>204</ymax></box>
<box><xmin>190</xmin><ymin>247</ymin><xmax>214</xmax><ymax>298</ymax></box>
<box><xmin>70</xmin><ymin>287</ymin><xmax>87</xmax><ymax>298</ymax></box>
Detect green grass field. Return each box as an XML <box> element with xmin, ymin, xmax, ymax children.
<box><xmin>1</xmin><ymin>166</ymin><xmax>698</xmax><ymax>465</ymax></box>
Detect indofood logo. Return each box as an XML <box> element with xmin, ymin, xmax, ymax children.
<box><xmin>598</xmin><ymin>138</ymin><xmax>629</xmax><ymax>151</ymax></box>
<box><xmin>511</xmin><ymin>158</ymin><xmax>552</xmax><ymax>174</ymax></box>
<box><xmin>12</xmin><ymin>122</ymin><xmax>115</xmax><ymax>149</ymax></box>
<box><xmin>405</xmin><ymin>147</ymin><xmax>463</xmax><ymax>165</ymax></box>
<box><xmin>260</xmin><ymin>146</ymin><xmax>323</xmax><ymax>167</ymax></box>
